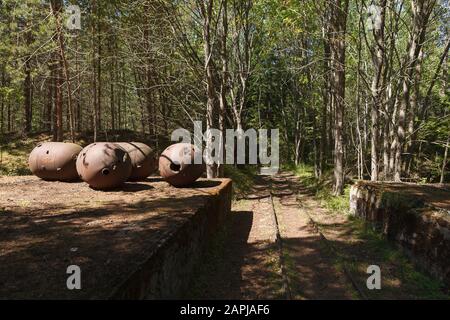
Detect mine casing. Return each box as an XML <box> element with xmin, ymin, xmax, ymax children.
<box><xmin>28</xmin><ymin>142</ymin><xmax>82</xmax><ymax>181</ymax></box>
<box><xmin>159</xmin><ymin>143</ymin><xmax>205</xmax><ymax>187</ymax></box>
<box><xmin>76</xmin><ymin>142</ymin><xmax>132</xmax><ymax>189</ymax></box>
<box><xmin>116</xmin><ymin>142</ymin><xmax>157</xmax><ymax>180</ymax></box>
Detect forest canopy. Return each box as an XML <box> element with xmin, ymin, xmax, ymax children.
<box><xmin>0</xmin><ymin>0</ymin><xmax>448</xmax><ymax>192</ymax></box>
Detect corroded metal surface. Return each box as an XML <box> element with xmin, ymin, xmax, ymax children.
<box><xmin>116</xmin><ymin>142</ymin><xmax>157</xmax><ymax>180</ymax></box>
<box><xmin>28</xmin><ymin>142</ymin><xmax>82</xmax><ymax>181</ymax></box>
<box><xmin>76</xmin><ymin>142</ymin><xmax>132</xmax><ymax>189</ymax></box>
<box><xmin>159</xmin><ymin>143</ymin><xmax>205</xmax><ymax>187</ymax></box>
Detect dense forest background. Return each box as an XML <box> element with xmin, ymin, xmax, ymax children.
<box><xmin>0</xmin><ymin>0</ymin><xmax>448</xmax><ymax>193</ymax></box>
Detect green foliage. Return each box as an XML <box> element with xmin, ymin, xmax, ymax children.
<box><xmin>224</xmin><ymin>165</ymin><xmax>258</xmax><ymax>198</ymax></box>
<box><xmin>290</xmin><ymin>163</ymin><xmax>350</xmax><ymax>214</ymax></box>
<box><xmin>0</xmin><ymin>0</ymin><xmax>447</xmax><ymax>184</ymax></box>
<box><xmin>0</xmin><ymin>136</ymin><xmax>34</xmax><ymax>176</ymax></box>
<box><xmin>415</xmin><ymin>115</ymin><xmax>450</xmax><ymax>182</ymax></box>
<box><xmin>317</xmin><ymin>186</ymin><xmax>351</xmax><ymax>214</ymax></box>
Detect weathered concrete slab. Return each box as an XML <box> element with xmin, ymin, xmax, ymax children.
<box><xmin>350</xmin><ymin>181</ymin><xmax>450</xmax><ymax>287</ymax></box>
<box><xmin>0</xmin><ymin>176</ymin><xmax>232</xmax><ymax>299</ymax></box>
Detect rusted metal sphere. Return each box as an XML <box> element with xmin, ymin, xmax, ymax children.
<box><xmin>116</xmin><ymin>142</ymin><xmax>157</xmax><ymax>180</ymax></box>
<box><xmin>28</xmin><ymin>142</ymin><xmax>82</xmax><ymax>181</ymax></box>
<box><xmin>159</xmin><ymin>143</ymin><xmax>205</xmax><ymax>187</ymax></box>
<box><xmin>76</xmin><ymin>142</ymin><xmax>132</xmax><ymax>190</ymax></box>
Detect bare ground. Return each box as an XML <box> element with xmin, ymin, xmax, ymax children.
<box><xmin>186</xmin><ymin>172</ymin><xmax>449</xmax><ymax>300</ymax></box>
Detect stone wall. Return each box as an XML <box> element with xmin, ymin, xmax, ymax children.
<box><xmin>350</xmin><ymin>181</ymin><xmax>450</xmax><ymax>288</ymax></box>
<box><xmin>109</xmin><ymin>179</ymin><xmax>232</xmax><ymax>299</ymax></box>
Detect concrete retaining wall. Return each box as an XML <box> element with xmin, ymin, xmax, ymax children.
<box><xmin>350</xmin><ymin>181</ymin><xmax>449</xmax><ymax>288</ymax></box>
<box><xmin>110</xmin><ymin>179</ymin><xmax>232</xmax><ymax>299</ymax></box>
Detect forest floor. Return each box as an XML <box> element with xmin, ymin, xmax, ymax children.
<box><xmin>185</xmin><ymin>171</ymin><xmax>449</xmax><ymax>300</ymax></box>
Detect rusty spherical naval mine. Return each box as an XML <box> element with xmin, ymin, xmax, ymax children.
<box><xmin>116</xmin><ymin>142</ymin><xmax>157</xmax><ymax>180</ymax></box>
<box><xmin>76</xmin><ymin>142</ymin><xmax>132</xmax><ymax>190</ymax></box>
<box><xmin>159</xmin><ymin>143</ymin><xmax>205</xmax><ymax>187</ymax></box>
<box><xmin>28</xmin><ymin>142</ymin><xmax>82</xmax><ymax>181</ymax></box>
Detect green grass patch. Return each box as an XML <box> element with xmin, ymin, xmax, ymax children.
<box><xmin>0</xmin><ymin>135</ymin><xmax>38</xmax><ymax>175</ymax></box>
<box><xmin>288</xmin><ymin>163</ymin><xmax>350</xmax><ymax>214</ymax></box>
<box><xmin>316</xmin><ymin>186</ymin><xmax>350</xmax><ymax>214</ymax></box>
<box><xmin>224</xmin><ymin>165</ymin><xmax>258</xmax><ymax>199</ymax></box>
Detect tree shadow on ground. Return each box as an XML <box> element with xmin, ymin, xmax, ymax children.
<box><xmin>184</xmin><ymin>210</ymin><xmax>286</xmax><ymax>299</ymax></box>
<box><xmin>184</xmin><ymin>210</ymin><xmax>449</xmax><ymax>300</ymax></box>
<box><xmin>284</xmin><ymin>221</ymin><xmax>450</xmax><ymax>300</ymax></box>
<box><xmin>184</xmin><ymin>180</ymin><xmax>222</xmax><ymax>188</ymax></box>
<box><xmin>93</xmin><ymin>182</ymin><xmax>155</xmax><ymax>192</ymax></box>
<box><xmin>0</xmin><ymin>192</ymin><xmax>214</xmax><ymax>299</ymax></box>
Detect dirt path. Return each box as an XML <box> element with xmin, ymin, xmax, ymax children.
<box><xmin>186</xmin><ymin>172</ymin><xmax>449</xmax><ymax>300</ymax></box>
<box><xmin>185</xmin><ymin>176</ymin><xmax>284</xmax><ymax>299</ymax></box>
<box><xmin>186</xmin><ymin>172</ymin><xmax>355</xmax><ymax>299</ymax></box>
<box><xmin>270</xmin><ymin>173</ymin><xmax>355</xmax><ymax>299</ymax></box>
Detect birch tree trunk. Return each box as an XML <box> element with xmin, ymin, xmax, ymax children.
<box><xmin>329</xmin><ymin>0</ymin><xmax>349</xmax><ymax>195</ymax></box>
<box><xmin>369</xmin><ymin>0</ymin><xmax>387</xmax><ymax>181</ymax></box>
<box><xmin>394</xmin><ymin>0</ymin><xmax>436</xmax><ymax>181</ymax></box>
<box><xmin>198</xmin><ymin>0</ymin><xmax>219</xmax><ymax>178</ymax></box>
